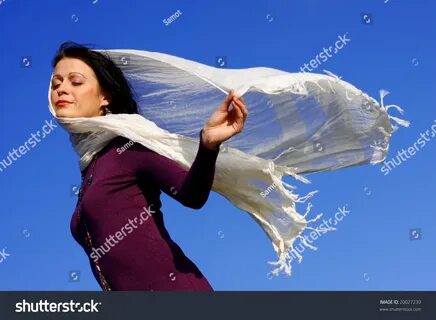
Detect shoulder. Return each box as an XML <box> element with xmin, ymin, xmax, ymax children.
<box><xmin>95</xmin><ymin>136</ymin><xmax>156</xmax><ymax>167</ymax></box>
<box><xmin>96</xmin><ymin>136</ymin><xmax>158</xmax><ymax>178</ymax></box>
<box><xmin>107</xmin><ymin>136</ymin><xmax>154</xmax><ymax>155</ymax></box>
<box><xmin>106</xmin><ymin>136</ymin><xmax>163</xmax><ymax>172</ymax></box>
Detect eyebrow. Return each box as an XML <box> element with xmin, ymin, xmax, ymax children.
<box><xmin>52</xmin><ymin>72</ymin><xmax>87</xmax><ymax>79</ymax></box>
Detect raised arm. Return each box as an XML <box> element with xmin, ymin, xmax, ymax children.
<box><xmin>122</xmin><ymin>130</ymin><xmax>220</xmax><ymax>209</ymax></box>
<box><xmin>121</xmin><ymin>89</ymin><xmax>248</xmax><ymax>209</ymax></box>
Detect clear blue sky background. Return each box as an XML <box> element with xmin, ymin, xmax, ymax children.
<box><xmin>0</xmin><ymin>0</ymin><xmax>435</xmax><ymax>291</ymax></box>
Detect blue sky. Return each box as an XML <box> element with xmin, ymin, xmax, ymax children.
<box><xmin>0</xmin><ymin>0</ymin><xmax>435</xmax><ymax>290</ymax></box>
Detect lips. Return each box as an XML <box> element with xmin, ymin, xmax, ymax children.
<box><xmin>56</xmin><ymin>100</ymin><xmax>72</xmax><ymax>106</ymax></box>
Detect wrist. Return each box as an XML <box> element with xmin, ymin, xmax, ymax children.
<box><xmin>201</xmin><ymin>129</ymin><xmax>220</xmax><ymax>151</ymax></box>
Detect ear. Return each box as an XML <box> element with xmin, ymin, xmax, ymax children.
<box><xmin>101</xmin><ymin>94</ymin><xmax>111</xmax><ymax>107</ymax></box>
<box><xmin>99</xmin><ymin>93</ymin><xmax>112</xmax><ymax>115</ymax></box>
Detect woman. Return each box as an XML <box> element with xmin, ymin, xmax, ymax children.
<box><xmin>50</xmin><ymin>42</ymin><xmax>248</xmax><ymax>291</ymax></box>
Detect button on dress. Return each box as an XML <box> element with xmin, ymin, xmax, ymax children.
<box><xmin>70</xmin><ymin>130</ymin><xmax>219</xmax><ymax>291</ymax></box>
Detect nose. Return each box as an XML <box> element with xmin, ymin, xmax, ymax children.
<box><xmin>56</xmin><ymin>86</ymin><xmax>68</xmax><ymax>97</ymax></box>
<box><xmin>54</xmin><ymin>80</ymin><xmax>70</xmax><ymax>97</ymax></box>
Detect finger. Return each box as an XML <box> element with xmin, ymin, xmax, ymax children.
<box><xmin>234</xmin><ymin>94</ymin><xmax>245</xmax><ymax>102</ymax></box>
<box><xmin>237</xmin><ymin>98</ymin><xmax>248</xmax><ymax>115</ymax></box>
<box><xmin>219</xmin><ymin>90</ymin><xmax>236</xmax><ymax>111</ymax></box>
<box><xmin>229</xmin><ymin>89</ymin><xmax>238</xmax><ymax>100</ymax></box>
<box><xmin>232</xmin><ymin>97</ymin><xmax>248</xmax><ymax>117</ymax></box>
<box><xmin>233</xmin><ymin>95</ymin><xmax>246</xmax><ymax>105</ymax></box>
<box><xmin>232</xmin><ymin>103</ymin><xmax>245</xmax><ymax>129</ymax></box>
<box><xmin>232</xmin><ymin>94</ymin><xmax>244</xmax><ymax>102</ymax></box>
<box><xmin>226</xmin><ymin>90</ymin><xmax>235</xmax><ymax>103</ymax></box>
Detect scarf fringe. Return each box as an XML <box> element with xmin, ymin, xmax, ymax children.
<box><xmin>370</xmin><ymin>90</ymin><xmax>410</xmax><ymax>165</ymax></box>
<box><xmin>262</xmin><ymin>161</ymin><xmax>337</xmax><ymax>277</ymax></box>
<box><xmin>264</xmin><ymin>86</ymin><xmax>409</xmax><ymax>277</ymax></box>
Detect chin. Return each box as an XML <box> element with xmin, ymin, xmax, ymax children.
<box><xmin>54</xmin><ymin>108</ymin><xmax>75</xmax><ymax>118</ymax></box>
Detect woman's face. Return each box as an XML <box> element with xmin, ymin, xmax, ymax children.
<box><xmin>50</xmin><ymin>57</ymin><xmax>111</xmax><ymax>118</ymax></box>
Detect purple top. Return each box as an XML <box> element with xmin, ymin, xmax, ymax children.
<box><xmin>71</xmin><ymin>130</ymin><xmax>220</xmax><ymax>291</ymax></box>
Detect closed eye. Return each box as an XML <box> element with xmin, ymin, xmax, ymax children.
<box><xmin>51</xmin><ymin>82</ymin><xmax>82</xmax><ymax>89</ymax></box>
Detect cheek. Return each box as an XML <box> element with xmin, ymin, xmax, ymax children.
<box><xmin>50</xmin><ymin>91</ymin><xmax>60</xmax><ymax>111</ymax></box>
<box><xmin>79</xmin><ymin>86</ymin><xmax>99</xmax><ymax>102</ymax></box>
<box><xmin>50</xmin><ymin>91</ymin><xmax>55</xmax><ymax>104</ymax></box>
<box><xmin>75</xmin><ymin>86</ymin><xmax>103</xmax><ymax>114</ymax></box>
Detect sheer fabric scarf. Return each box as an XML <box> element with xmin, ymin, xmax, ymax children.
<box><xmin>48</xmin><ymin>49</ymin><xmax>409</xmax><ymax>276</ymax></box>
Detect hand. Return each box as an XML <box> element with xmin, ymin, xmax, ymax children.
<box><xmin>201</xmin><ymin>89</ymin><xmax>248</xmax><ymax>150</ymax></box>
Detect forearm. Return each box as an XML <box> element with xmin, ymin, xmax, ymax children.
<box><xmin>176</xmin><ymin>129</ymin><xmax>220</xmax><ymax>209</ymax></box>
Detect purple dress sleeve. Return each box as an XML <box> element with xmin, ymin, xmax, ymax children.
<box><xmin>122</xmin><ymin>129</ymin><xmax>221</xmax><ymax>209</ymax></box>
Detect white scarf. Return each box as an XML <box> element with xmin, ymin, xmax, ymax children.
<box><xmin>47</xmin><ymin>49</ymin><xmax>409</xmax><ymax>277</ymax></box>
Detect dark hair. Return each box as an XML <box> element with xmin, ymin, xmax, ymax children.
<box><xmin>52</xmin><ymin>41</ymin><xmax>138</xmax><ymax>114</ymax></box>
